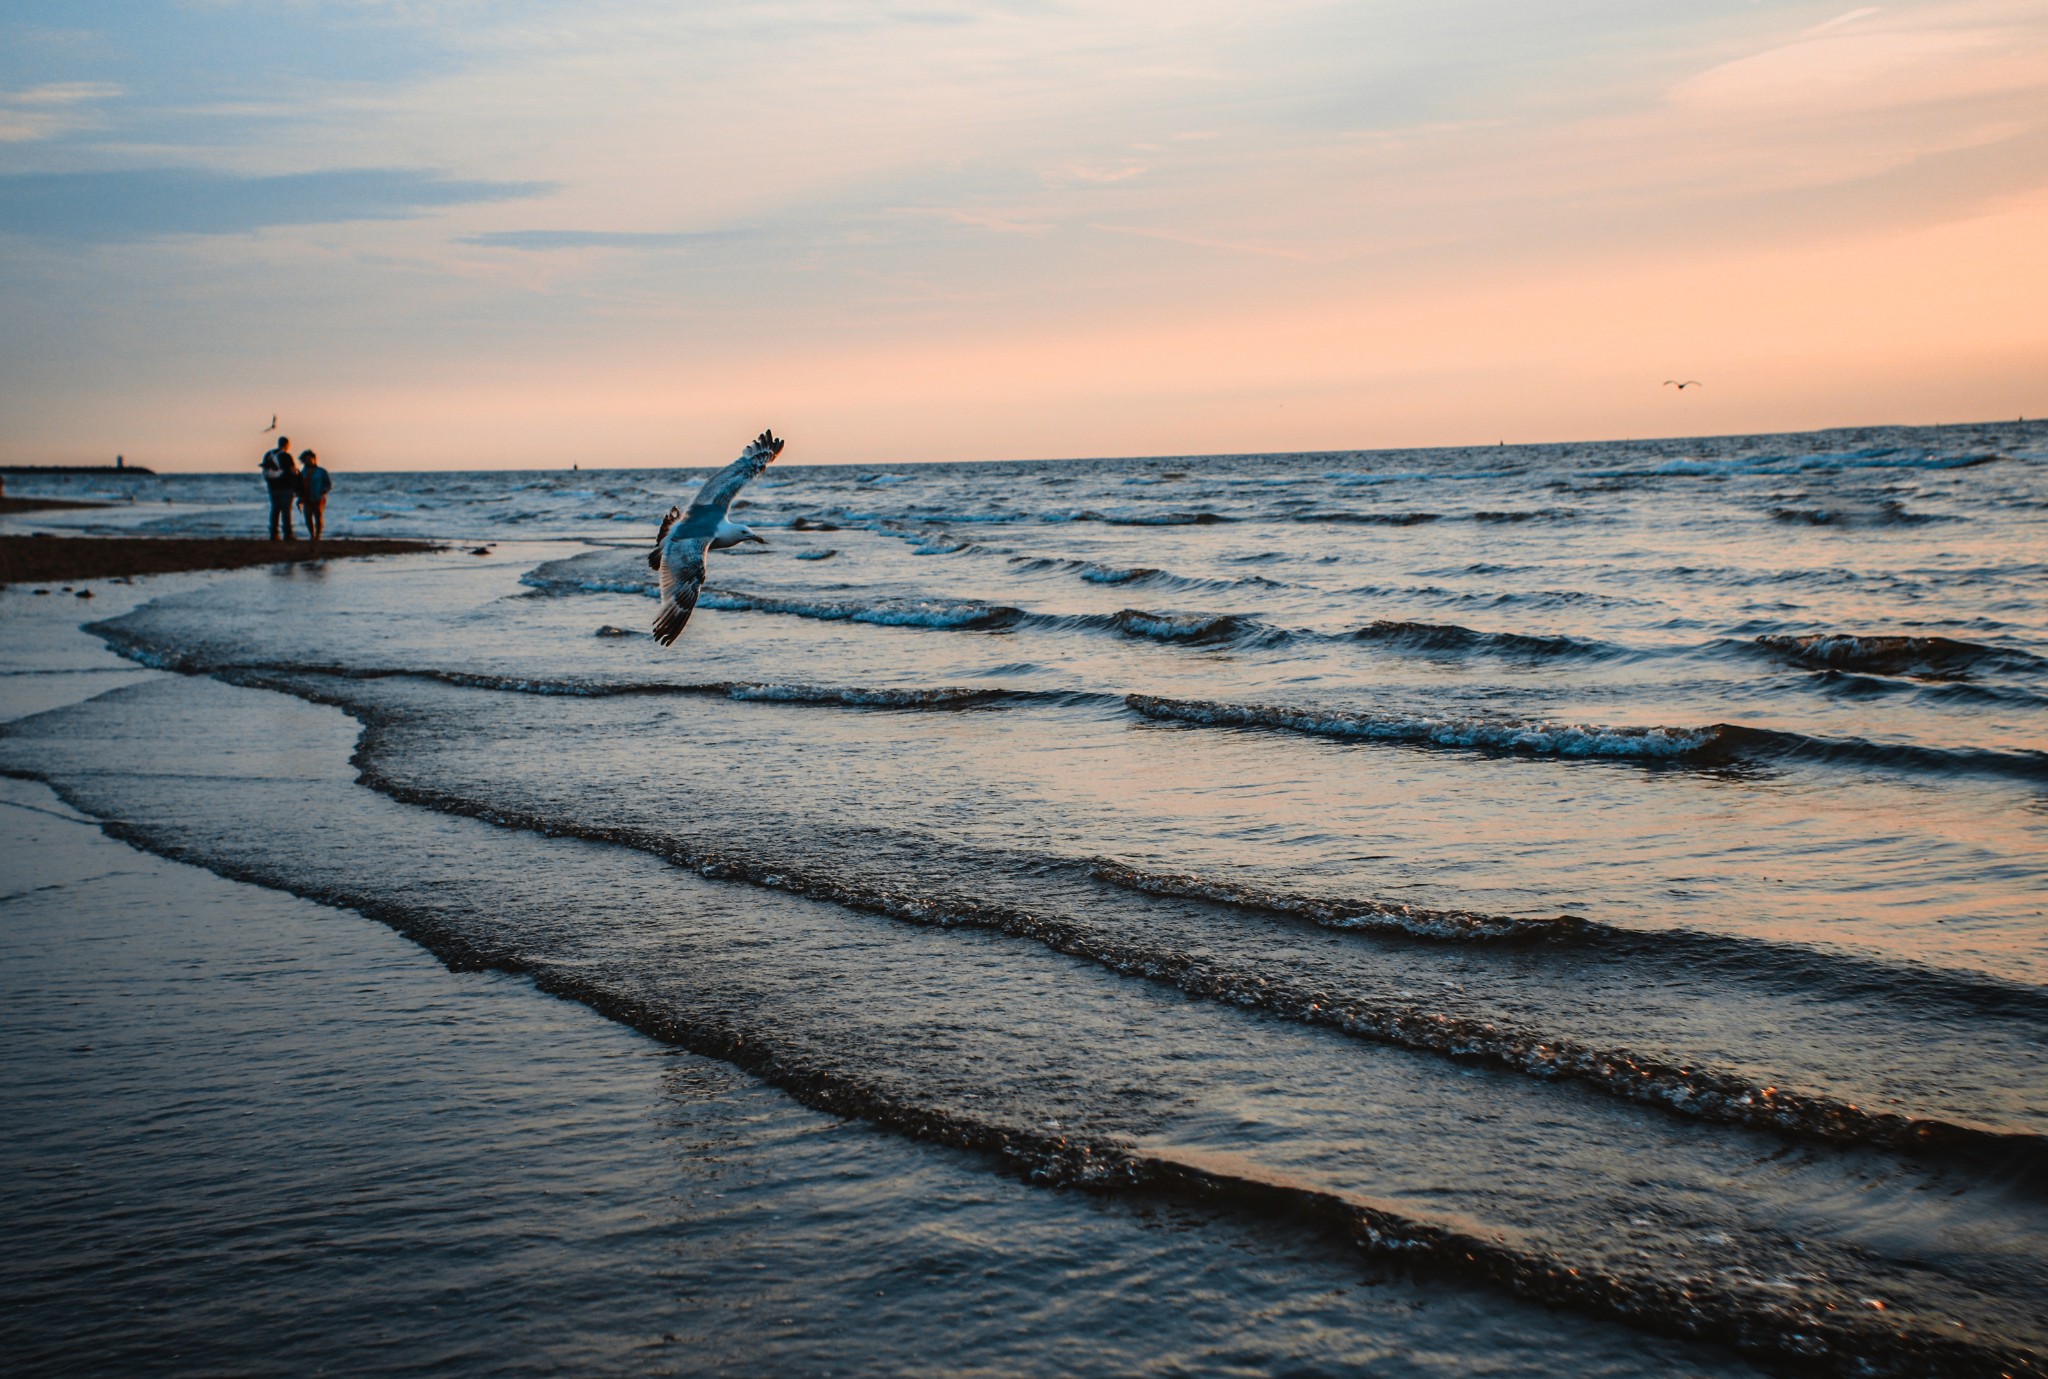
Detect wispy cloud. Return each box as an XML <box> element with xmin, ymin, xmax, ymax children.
<box><xmin>1806</xmin><ymin>7</ymin><xmax>1884</xmax><ymax>36</ymax></box>
<box><xmin>462</xmin><ymin>229</ymin><xmax>737</xmax><ymax>250</ymax></box>
<box><xmin>901</xmin><ymin>207</ymin><xmax>1053</xmax><ymax>236</ymax></box>
<box><xmin>0</xmin><ymin>168</ymin><xmax>548</xmax><ymax>243</ymax></box>
<box><xmin>1089</xmin><ymin>222</ymin><xmax>1312</xmax><ymax>261</ymax></box>
<box><xmin>1050</xmin><ymin>163</ymin><xmax>1152</xmax><ymax>187</ymax></box>
<box><xmin>0</xmin><ymin>81</ymin><xmax>121</xmax><ymax>142</ymax></box>
<box><xmin>1670</xmin><ymin>12</ymin><xmax>2045</xmax><ymax>116</ymax></box>
<box><xmin>1073</xmin><ymin>165</ymin><xmax>1150</xmax><ymax>184</ymax></box>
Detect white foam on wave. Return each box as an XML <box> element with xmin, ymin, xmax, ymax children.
<box><xmin>1322</xmin><ymin>469</ymin><xmax>1506</xmax><ymax>485</ymax></box>
<box><xmin>1608</xmin><ymin>450</ymin><xmax>2003</xmax><ymax>479</ymax></box>
<box><xmin>520</xmin><ymin>571</ymin><xmax>651</xmax><ymax>596</ymax></box>
<box><xmin>1045</xmin><ymin>507</ymin><xmax>1230</xmax><ymax>525</ymax></box>
<box><xmin>825</xmin><ymin>508</ymin><xmax>1024</xmax><ymax>525</ymax></box>
<box><xmin>1110</xmin><ymin>610</ymin><xmax>1253</xmax><ymax>644</ymax></box>
<box><xmin>723</xmin><ymin>682</ymin><xmax>1000</xmax><ymax>708</ymax></box>
<box><xmin>1127</xmin><ymin>694</ymin><xmax>1722</xmax><ymax>759</ymax></box>
<box><xmin>698</xmin><ymin>589</ymin><xmax>1020</xmax><ymax>630</ymax></box>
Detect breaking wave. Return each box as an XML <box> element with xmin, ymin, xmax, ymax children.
<box><xmin>1128</xmin><ymin>694</ymin><xmax>1723</xmax><ymax>760</ymax></box>
<box><xmin>1104</xmin><ymin>609</ymin><xmax>1273</xmax><ymax>646</ymax></box>
<box><xmin>1090</xmin><ymin>859</ymin><xmax>1587</xmax><ymax>943</ymax></box>
<box><xmin>1005</xmin><ymin>554</ymin><xmax>1286</xmax><ymax>595</ymax></box>
<box><xmin>1048</xmin><ymin>508</ymin><xmax>1236</xmax><ymax>526</ymax></box>
<box><xmin>1350</xmin><ymin>620</ymin><xmax>1616</xmax><ymax>660</ymax></box>
<box><xmin>1752</xmin><ymin>632</ymin><xmax>2044</xmax><ymax>679</ymax></box>
<box><xmin>1768</xmin><ymin>500</ymin><xmax>1939</xmax><ymax>527</ymax></box>
<box><xmin>695</xmin><ymin>589</ymin><xmax>1025</xmax><ymax>630</ymax></box>
<box><xmin>1090</xmin><ymin>858</ymin><xmax>2048</xmax><ymax>1022</ymax></box>
<box><xmin>1127</xmin><ymin>694</ymin><xmax>2048</xmax><ymax>780</ymax></box>
<box><xmin>1597</xmin><ymin>449</ymin><xmax>2006</xmax><ymax>479</ymax></box>
<box><xmin>1296</xmin><ymin>510</ymin><xmax>1442</xmax><ymax>525</ymax></box>
<box><xmin>88</xmin><ymin>628</ymin><xmax>1069</xmax><ymax>711</ymax></box>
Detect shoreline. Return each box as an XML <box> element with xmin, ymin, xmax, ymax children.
<box><xmin>0</xmin><ymin>534</ymin><xmax>443</xmax><ymax>587</ymax></box>
<box><xmin>0</xmin><ymin>497</ymin><xmax>110</xmax><ymax>515</ymax></box>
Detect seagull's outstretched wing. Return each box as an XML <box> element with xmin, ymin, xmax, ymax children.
<box><xmin>689</xmin><ymin>429</ymin><xmax>785</xmax><ymax>518</ymax></box>
<box><xmin>651</xmin><ymin>429</ymin><xmax>787</xmax><ymax>644</ymax></box>
<box><xmin>652</xmin><ymin>534</ymin><xmax>707</xmax><ymax>645</ymax></box>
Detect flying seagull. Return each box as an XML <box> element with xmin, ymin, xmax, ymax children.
<box><xmin>648</xmin><ymin>429</ymin><xmax>785</xmax><ymax>645</ymax></box>
<box><xmin>1663</xmin><ymin>380</ymin><xmax>1702</xmax><ymax>390</ymax></box>
<box><xmin>261</xmin><ymin>414</ymin><xmax>277</xmax><ymax>432</ymax></box>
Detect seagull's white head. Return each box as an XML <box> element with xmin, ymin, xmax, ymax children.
<box><xmin>711</xmin><ymin>518</ymin><xmax>766</xmax><ymax>549</ymax></box>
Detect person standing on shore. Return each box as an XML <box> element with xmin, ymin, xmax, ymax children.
<box><xmin>261</xmin><ymin>435</ymin><xmax>286</xmax><ymax>487</ymax></box>
<box><xmin>262</xmin><ymin>437</ymin><xmax>300</xmax><ymax>541</ymax></box>
<box><xmin>298</xmin><ymin>450</ymin><xmax>332</xmax><ymax>540</ymax></box>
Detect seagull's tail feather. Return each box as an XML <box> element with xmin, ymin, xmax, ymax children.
<box><xmin>652</xmin><ymin>587</ymin><xmax>699</xmax><ymax>646</ymax></box>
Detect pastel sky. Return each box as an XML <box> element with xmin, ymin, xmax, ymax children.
<box><xmin>3</xmin><ymin>1</ymin><xmax>2045</xmax><ymax>471</ymax></box>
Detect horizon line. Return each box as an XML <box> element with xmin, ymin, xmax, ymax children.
<box><xmin>13</xmin><ymin>414</ymin><xmax>2040</xmax><ymax>476</ymax></box>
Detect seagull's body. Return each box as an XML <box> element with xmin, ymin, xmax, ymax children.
<box><xmin>261</xmin><ymin>414</ymin><xmax>277</xmax><ymax>432</ymax></box>
<box><xmin>1663</xmin><ymin>380</ymin><xmax>1702</xmax><ymax>390</ymax></box>
<box><xmin>648</xmin><ymin>429</ymin><xmax>785</xmax><ymax>645</ymax></box>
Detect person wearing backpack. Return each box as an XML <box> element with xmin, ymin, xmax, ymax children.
<box><xmin>262</xmin><ymin>437</ymin><xmax>300</xmax><ymax>541</ymax></box>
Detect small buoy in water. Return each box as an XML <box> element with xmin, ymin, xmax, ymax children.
<box><xmin>594</xmin><ymin>625</ymin><xmax>636</xmax><ymax>637</ymax></box>
<box><xmin>75</xmin><ymin>588</ymin><xmax>93</xmax><ymax>598</ymax></box>
<box><xmin>32</xmin><ymin>588</ymin><xmax>50</xmax><ymax>596</ymax></box>
<box><xmin>470</xmin><ymin>546</ymin><xmax>492</xmax><ymax>556</ymax></box>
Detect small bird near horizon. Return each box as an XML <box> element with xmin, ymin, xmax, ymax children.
<box><xmin>1663</xmin><ymin>380</ymin><xmax>1702</xmax><ymax>390</ymax></box>
<box><xmin>648</xmin><ymin>429</ymin><xmax>786</xmax><ymax>645</ymax></box>
<box><xmin>261</xmin><ymin>415</ymin><xmax>277</xmax><ymax>432</ymax></box>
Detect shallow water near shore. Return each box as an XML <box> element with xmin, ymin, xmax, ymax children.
<box><xmin>3</xmin><ymin>420</ymin><xmax>2045</xmax><ymax>1374</ymax></box>
<box><xmin>11</xmin><ymin>776</ymin><xmax>1737</xmax><ymax>1378</ymax></box>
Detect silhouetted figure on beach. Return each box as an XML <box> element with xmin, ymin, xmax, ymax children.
<box><xmin>299</xmin><ymin>450</ymin><xmax>332</xmax><ymax>540</ymax></box>
<box><xmin>262</xmin><ymin>437</ymin><xmax>300</xmax><ymax>541</ymax></box>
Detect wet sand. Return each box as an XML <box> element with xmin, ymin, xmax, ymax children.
<box><xmin>0</xmin><ymin>497</ymin><xmax>109</xmax><ymax>515</ymax></box>
<box><xmin>0</xmin><ymin>535</ymin><xmax>440</xmax><ymax>587</ymax></box>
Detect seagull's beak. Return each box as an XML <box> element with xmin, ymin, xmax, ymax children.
<box><xmin>742</xmin><ymin>530</ymin><xmax>768</xmax><ymax>545</ymax></box>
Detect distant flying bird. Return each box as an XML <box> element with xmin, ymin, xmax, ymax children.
<box><xmin>648</xmin><ymin>429</ymin><xmax>786</xmax><ymax>645</ymax></box>
<box><xmin>1663</xmin><ymin>380</ymin><xmax>1702</xmax><ymax>390</ymax></box>
<box><xmin>261</xmin><ymin>414</ymin><xmax>277</xmax><ymax>432</ymax></box>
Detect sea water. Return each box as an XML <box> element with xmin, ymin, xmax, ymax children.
<box><xmin>3</xmin><ymin>420</ymin><xmax>2045</xmax><ymax>1375</ymax></box>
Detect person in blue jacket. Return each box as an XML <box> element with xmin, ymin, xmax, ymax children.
<box><xmin>298</xmin><ymin>450</ymin><xmax>333</xmax><ymax>540</ymax></box>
